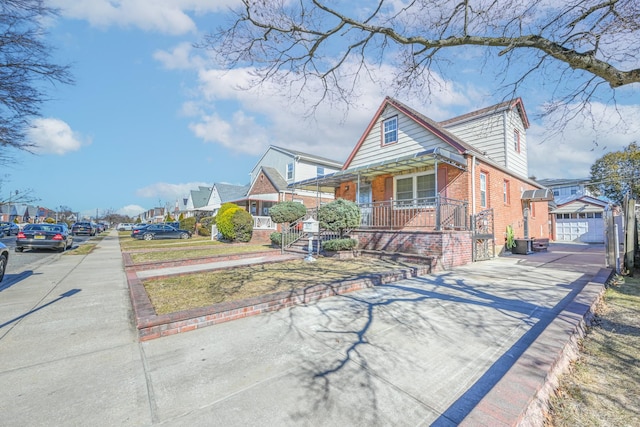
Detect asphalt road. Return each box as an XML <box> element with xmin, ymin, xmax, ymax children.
<box><xmin>1</xmin><ymin>233</ymin><xmax>92</xmax><ymax>277</ymax></box>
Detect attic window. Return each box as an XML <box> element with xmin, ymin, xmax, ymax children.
<box><xmin>514</xmin><ymin>129</ymin><xmax>520</xmax><ymax>153</ymax></box>
<box><xmin>382</xmin><ymin>116</ymin><xmax>398</xmax><ymax>145</ymax></box>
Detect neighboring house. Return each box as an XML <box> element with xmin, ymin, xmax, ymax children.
<box><xmin>199</xmin><ymin>183</ymin><xmax>250</xmax><ymax>217</ymax></box>
<box><xmin>292</xmin><ymin>96</ymin><xmax>550</xmax><ymax>269</ymax></box>
<box><xmin>537</xmin><ymin>178</ymin><xmax>594</xmax><ymax>198</ymax></box>
<box><xmin>550</xmin><ymin>195</ymin><xmax>608</xmax><ymax>243</ymax></box>
<box><xmin>139</xmin><ymin>207</ymin><xmax>166</xmax><ymax>223</ymax></box>
<box><xmin>181</xmin><ymin>186</ymin><xmax>214</xmax><ymax>218</ymax></box>
<box><xmin>247</xmin><ymin>145</ymin><xmax>342</xmax><ymax>211</ymax></box>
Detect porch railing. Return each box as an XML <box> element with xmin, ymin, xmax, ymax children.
<box><xmin>357</xmin><ymin>197</ymin><xmax>469</xmax><ymax>231</ymax></box>
<box><xmin>253</xmin><ymin>215</ymin><xmax>277</xmax><ymax>230</ymax></box>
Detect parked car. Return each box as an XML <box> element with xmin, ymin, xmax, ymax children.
<box><xmin>94</xmin><ymin>223</ymin><xmax>105</xmax><ymax>234</ymax></box>
<box><xmin>117</xmin><ymin>223</ymin><xmax>134</xmax><ymax>231</ymax></box>
<box><xmin>0</xmin><ymin>221</ymin><xmax>20</xmax><ymax>236</ymax></box>
<box><xmin>71</xmin><ymin>221</ymin><xmax>97</xmax><ymax>236</ymax></box>
<box><xmin>0</xmin><ymin>241</ymin><xmax>8</xmax><ymax>282</ymax></box>
<box><xmin>132</xmin><ymin>224</ymin><xmax>191</xmax><ymax>240</ymax></box>
<box><xmin>15</xmin><ymin>223</ymin><xmax>73</xmax><ymax>252</ymax></box>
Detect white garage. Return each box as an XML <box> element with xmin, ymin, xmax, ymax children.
<box><xmin>551</xmin><ymin>196</ymin><xmax>608</xmax><ymax>243</ymax></box>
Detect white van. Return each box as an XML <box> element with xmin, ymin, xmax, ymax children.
<box><xmin>117</xmin><ymin>223</ymin><xmax>134</xmax><ymax>231</ymax></box>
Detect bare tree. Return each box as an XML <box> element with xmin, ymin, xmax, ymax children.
<box><xmin>0</xmin><ymin>0</ymin><xmax>73</xmax><ymax>160</ymax></box>
<box><xmin>204</xmin><ymin>0</ymin><xmax>639</xmax><ymax>122</ymax></box>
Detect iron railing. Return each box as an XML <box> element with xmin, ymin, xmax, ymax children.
<box><xmin>357</xmin><ymin>197</ymin><xmax>469</xmax><ymax>231</ymax></box>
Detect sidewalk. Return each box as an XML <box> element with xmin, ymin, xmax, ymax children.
<box><xmin>0</xmin><ymin>231</ymin><xmax>610</xmax><ymax>426</ymax></box>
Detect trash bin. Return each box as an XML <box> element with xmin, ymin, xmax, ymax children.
<box><xmin>512</xmin><ymin>238</ymin><xmax>533</xmax><ymax>255</ymax></box>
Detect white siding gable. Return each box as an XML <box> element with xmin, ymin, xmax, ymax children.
<box><xmin>251</xmin><ymin>148</ymin><xmax>294</xmax><ymax>184</ymax></box>
<box><xmin>348</xmin><ymin>105</ymin><xmax>456</xmax><ymax>168</ymax></box>
<box><xmin>444</xmin><ymin>107</ymin><xmax>529</xmax><ymax>178</ymax></box>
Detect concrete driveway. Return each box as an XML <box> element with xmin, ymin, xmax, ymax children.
<box><xmin>0</xmin><ymin>233</ymin><xmax>608</xmax><ymax>426</ymax></box>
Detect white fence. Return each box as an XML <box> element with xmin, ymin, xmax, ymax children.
<box><xmin>253</xmin><ymin>216</ymin><xmax>277</xmax><ymax>230</ymax></box>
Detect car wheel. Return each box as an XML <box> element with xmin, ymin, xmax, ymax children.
<box><xmin>180</xmin><ymin>232</ymin><xmax>189</xmax><ymax>239</ymax></box>
<box><xmin>143</xmin><ymin>233</ymin><xmax>153</xmax><ymax>241</ymax></box>
<box><xmin>0</xmin><ymin>253</ymin><xmax>7</xmax><ymax>282</ymax></box>
<box><xmin>15</xmin><ymin>247</ymin><xmax>23</xmax><ymax>253</ymax></box>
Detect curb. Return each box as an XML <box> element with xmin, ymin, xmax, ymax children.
<box><xmin>126</xmin><ymin>260</ymin><xmax>432</xmax><ymax>341</ymax></box>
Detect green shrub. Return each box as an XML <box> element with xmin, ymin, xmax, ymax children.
<box><xmin>270</xmin><ymin>232</ymin><xmax>282</xmax><ymax>246</ymax></box>
<box><xmin>269</xmin><ymin>201</ymin><xmax>307</xmax><ymax>224</ymax></box>
<box><xmin>180</xmin><ymin>217</ymin><xmax>196</xmax><ymax>232</ymax></box>
<box><xmin>318</xmin><ymin>199</ymin><xmax>361</xmax><ymax>238</ymax></box>
<box><xmin>197</xmin><ymin>225</ymin><xmax>211</xmax><ymax>236</ymax></box>
<box><xmin>231</xmin><ymin>209</ymin><xmax>253</xmax><ymax>242</ymax></box>
<box><xmin>215</xmin><ymin>203</ymin><xmax>239</xmax><ymax>226</ymax></box>
<box><xmin>178</xmin><ymin>213</ymin><xmax>185</xmax><ymax>221</ymax></box>
<box><xmin>322</xmin><ymin>238</ymin><xmax>358</xmax><ymax>252</ymax></box>
<box><xmin>217</xmin><ymin>207</ymin><xmax>239</xmax><ymax>240</ymax></box>
<box><xmin>45</xmin><ymin>217</ymin><xmax>56</xmax><ymax>224</ymax></box>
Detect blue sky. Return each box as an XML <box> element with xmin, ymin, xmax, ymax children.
<box><xmin>4</xmin><ymin>1</ymin><xmax>640</xmax><ymax>219</ymax></box>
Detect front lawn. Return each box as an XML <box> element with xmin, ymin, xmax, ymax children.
<box><xmin>143</xmin><ymin>257</ymin><xmax>418</xmax><ymax>315</ymax></box>
<box><xmin>129</xmin><ymin>244</ymin><xmax>275</xmax><ymax>263</ymax></box>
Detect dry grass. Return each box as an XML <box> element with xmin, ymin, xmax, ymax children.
<box><xmin>119</xmin><ymin>232</ymin><xmax>215</xmax><ymax>250</ymax></box>
<box><xmin>144</xmin><ymin>257</ymin><xmax>418</xmax><ymax>315</ymax></box>
<box><xmin>130</xmin><ymin>244</ymin><xmax>274</xmax><ymax>263</ymax></box>
<box><xmin>546</xmin><ymin>276</ymin><xmax>640</xmax><ymax>426</ymax></box>
<box><xmin>64</xmin><ymin>243</ymin><xmax>97</xmax><ymax>255</ymax></box>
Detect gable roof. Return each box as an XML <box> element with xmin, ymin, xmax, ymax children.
<box><xmin>551</xmin><ymin>195</ymin><xmax>608</xmax><ymax>213</ymax></box>
<box><xmin>251</xmin><ymin>145</ymin><xmax>343</xmax><ymax>173</ymax></box>
<box><xmin>190</xmin><ymin>186</ymin><xmax>212</xmax><ymax>209</ymax></box>
<box><xmin>439</xmin><ymin>98</ymin><xmax>530</xmax><ymax>129</ymax></box>
<box><xmin>260</xmin><ymin>166</ymin><xmax>289</xmax><ymax>191</ymax></box>
<box><xmin>342</xmin><ymin>97</ymin><xmax>478</xmax><ymax>170</ymax></box>
<box><xmin>215</xmin><ymin>183</ymin><xmax>249</xmax><ymax>203</ymax></box>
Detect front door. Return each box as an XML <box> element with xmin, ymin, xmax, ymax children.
<box><xmin>358</xmin><ymin>184</ymin><xmax>372</xmax><ymax>227</ymax></box>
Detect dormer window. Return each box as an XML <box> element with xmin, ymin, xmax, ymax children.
<box><xmin>382</xmin><ymin>116</ymin><xmax>398</xmax><ymax>146</ymax></box>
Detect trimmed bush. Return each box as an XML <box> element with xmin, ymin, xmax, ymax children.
<box><xmin>270</xmin><ymin>232</ymin><xmax>282</xmax><ymax>246</ymax></box>
<box><xmin>197</xmin><ymin>225</ymin><xmax>211</xmax><ymax>237</ymax></box>
<box><xmin>180</xmin><ymin>217</ymin><xmax>196</xmax><ymax>232</ymax></box>
<box><xmin>269</xmin><ymin>201</ymin><xmax>307</xmax><ymax>224</ymax></box>
<box><xmin>318</xmin><ymin>199</ymin><xmax>361</xmax><ymax>238</ymax></box>
<box><xmin>322</xmin><ymin>238</ymin><xmax>358</xmax><ymax>252</ymax></box>
<box><xmin>232</xmin><ymin>209</ymin><xmax>254</xmax><ymax>242</ymax></box>
<box><xmin>217</xmin><ymin>207</ymin><xmax>254</xmax><ymax>242</ymax></box>
<box><xmin>215</xmin><ymin>203</ymin><xmax>239</xmax><ymax>226</ymax></box>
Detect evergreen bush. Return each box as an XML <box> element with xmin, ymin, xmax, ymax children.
<box><xmin>231</xmin><ymin>209</ymin><xmax>253</xmax><ymax>242</ymax></box>
<box><xmin>322</xmin><ymin>238</ymin><xmax>358</xmax><ymax>252</ymax></box>
<box><xmin>269</xmin><ymin>201</ymin><xmax>307</xmax><ymax>224</ymax></box>
<box><xmin>318</xmin><ymin>199</ymin><xmax>361</xmax><ymax>238</ymax></box>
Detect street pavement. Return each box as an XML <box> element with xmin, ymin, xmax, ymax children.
<box><xmin>0</xmin><ymin>230</ymin><xmax>609</xmax><ymax>426</ymax></box>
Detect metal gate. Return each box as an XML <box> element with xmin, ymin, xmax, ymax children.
<box><xmin>472</xmin><ymin>209</ymin><xmax>495</xmax><ymax>261</ymax></box>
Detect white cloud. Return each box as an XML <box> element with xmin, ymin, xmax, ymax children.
<box><xmin>528</xmin><ymin>103</ymin><xmax>640</xmax><ymax>179</ymax></box>
<box><xmin>135</xmin><ymin>181</ymin><xmax>211</xmax><ymax>202</ymax></box>
<box><xmin>50</xmin><ymin>0</ymin><xmax>238</xmax><ymax>35</ymax></box>
<box><xmin>27</xmin><ymin>118</ymin><xmax>91</xmax><ymax>155</ymax></box>
<box><xmin>182</xmin><ymin>60</ymin><xmax>474</xmax><ymax>161</ymax></box>
<box><xmin>118</xmin><ymin>204</ymin><xmax>146</xmax><ymax>217</ymax></box>
<box><xmin>153</xmin><ymin>42</ymin><xmax>205</xmax><ymax>70</ymax></box>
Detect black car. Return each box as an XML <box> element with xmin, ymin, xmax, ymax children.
<box><xmin>71</xmin><ymin>221</ymin><xmax>96</xmax><ymax>236</ymax></box>
<box><xmin>0</xmin><ymin>221</ymin><xmax>19</xmax><ymax>236</ymax></box>
<box><xmin>0</xmin><ymin>241</ymin><xmax>8</xmax><ymax>282</ymax></box>
<box><xmin>16</xmin><ymin>223</ymin><xmax>73</xmax><ymax>252</ymax></box>
<box><xmin>132</xmin><ymin>224</ymin><xmax>191</xmax><ymax>240</ymax></box>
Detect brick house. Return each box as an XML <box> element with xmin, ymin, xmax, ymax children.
<box><xmin>292</xmin><ymin>97</ymin><xmax>550</xmax><ymax>269</ymax></box>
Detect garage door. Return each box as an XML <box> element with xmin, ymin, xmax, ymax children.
<box><xmin>555</xmin><ymin>215</ymin><xmax>604</xmax><ymax>243</ymax></box>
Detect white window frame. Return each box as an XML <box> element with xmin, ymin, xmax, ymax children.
<box><xmin>480</xmin><ymin>172</ymin><xmax>487</xmax><ymax>208</ymax></box>
<box><xmin>394</xmin><ymin>171</ymin><xmax>436</xmax><ymax>207</ymax></box>
<box><xmin>382</xmin><ymin>116</ymin><xmax>398</xmax><ymax>146</ymax></box>
<box><xmin>286</xmin><ymin>162</ymin><xmax>294</xmax><ymax>180</ymax></box>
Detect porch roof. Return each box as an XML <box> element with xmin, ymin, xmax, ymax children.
<box><xmin>289</xmin><ymin>147</ymin><xmax>466</xmax><ymax>192</ymax></box>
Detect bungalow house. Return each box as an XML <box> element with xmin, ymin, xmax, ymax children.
<box><xmin>292</xmin><ymin>97</ymin><xmax>550</xmax><ymax>269</ymax></box>
<box><xmin>242</xmin><ymin>145</ymin><xmax>343</xmax><ymax>214</ymax></box>
<box><xmin>180</xmin><ymin>186</ymin><xmax>214</xmax><ymax>218</ymax></box>
<box><xmin>198</xmin><ymin>183</ymin><xmax>250</xmax><ymax>217</ymax></box>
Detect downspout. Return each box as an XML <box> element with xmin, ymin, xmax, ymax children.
<box><xmin>471</xmin><ymin>154</ymin><xmax>476</xmax><ymax>215</ymax></box>
<box><xmin>435</xmin><ymin>158</ymin><xmax>440</xmax><ymax>230</ymax></box>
